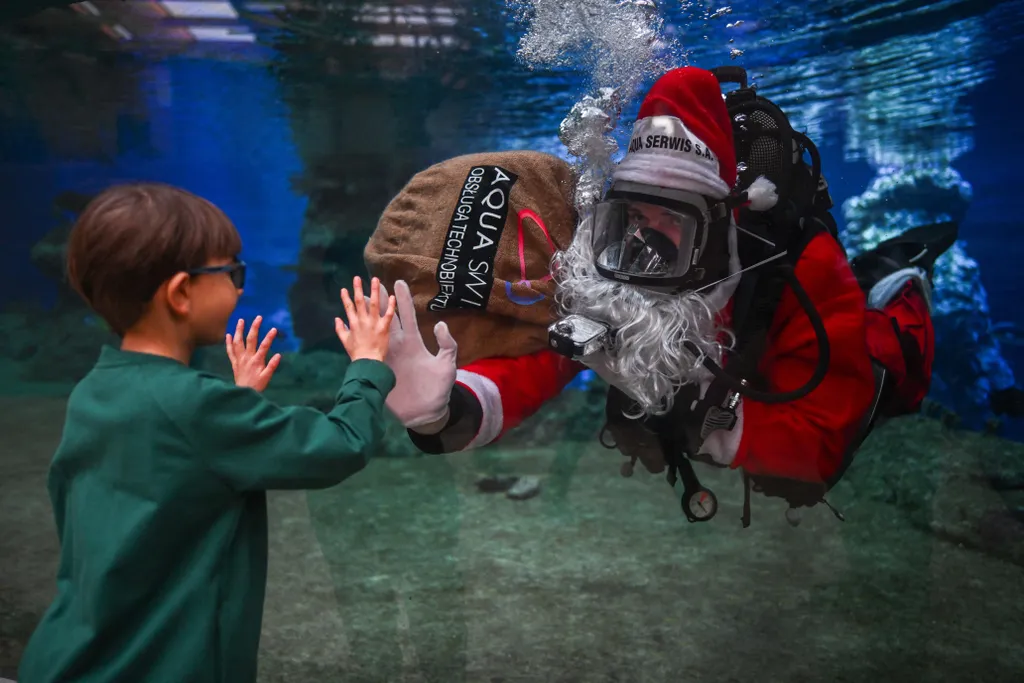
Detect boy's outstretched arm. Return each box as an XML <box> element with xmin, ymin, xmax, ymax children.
<box><xmin>172</xmin><ymin>359</ymin><xmax>395</xmax><ymax>491</ymax></box>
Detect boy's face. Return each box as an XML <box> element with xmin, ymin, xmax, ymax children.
<box><xmin>187</xmin><ymin>257</ymin><xmax>244</xmax><ymax>345</ymax></box>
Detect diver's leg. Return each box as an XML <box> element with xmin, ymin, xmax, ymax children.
<box><xmin>852</xmin><ymin>236</ymin><xmax>936</xmax><ymax>418</ymax></box>
<box><xmin>850</xmin><ymin>222</ymin><xmax>949</xmax><ymax>417</ymax></box>
<box><xmin>869</xmin><ymin>280</ymin><xmax>935</xmax><ymax>416</ymax></box>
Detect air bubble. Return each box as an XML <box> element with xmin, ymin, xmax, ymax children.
<box><xmin>515</xmin><ymin>0</ymin><xmax>676</xmax><ymax>210</ymax></box>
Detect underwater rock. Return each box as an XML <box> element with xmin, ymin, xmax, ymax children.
<box><xmin>848</xmin><ymin>415</ymin><xmax>1024</xmax><ymax>567</ymax></box>
<box><xmin>928</xmin><ymin>507</ymin><xmax>1024</xmax><ymax>566</ymax></box>
<box><xmin>506</xmin><ymin>475</ymin><xmax>542</xmax><ymax>500</ymax></box>
<box><xmin>841</xmin><ymin>168</ymin><xmax>972</xmax><ymax>257</ymax></box>
<box><xmin>473</xmin><ymin>474</ymin><xmax>543</xmax><ymax>499</ymax></box>
<box><xmin>28</xmin><ymin>191</ymin><xmax>98</xmax><ymax>308</ymax></box>
<box><xmin>30</xmin><ymin>225</ymin><xmax>72</xmax><ymax>285</ymax></box>
<box><xmin>0</xmin><ymin>310</ymin><xmax>43</xmax><ymax>362</ymax></box>
<box><xmin>476</xmin><ymin>475</ymin><xmax>519</xmax><ymax>493</ymax></box>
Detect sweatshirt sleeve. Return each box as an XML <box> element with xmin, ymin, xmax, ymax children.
<box><xmin>174</xmin><ymin>359</ymin><xmax>396</xmax><ymax>491</ymax></box>
<box><xmin>700</xmin><ymin>233</ymin><xmax>876</xmax><ymax>483</ymax></box>
<box><xmin>409</xmin><ymin>348</ymin><xmax>585</xmax><ymax>454</ymax></box>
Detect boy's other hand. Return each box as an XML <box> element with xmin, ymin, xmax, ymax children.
<box><xmin>335</xmin><ymin>276</ymin><xmax>396</xmax><ymax>363</ymax></box>
<box><xmin>226</xmin><ymin>316</ymin><xmax>282</xmax><ymax>393</ymax></box>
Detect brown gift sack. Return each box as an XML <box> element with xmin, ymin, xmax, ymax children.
<box><xmin>364</xmin><ymin>151</ymin><xmax>578</xmax><ymax>366</ymax></box>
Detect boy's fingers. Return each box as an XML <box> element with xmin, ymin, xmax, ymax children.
<box><xmin>369</xmin><ymin>277</ymin><xmax>381</xmax><ymax>318</ymax></box>
<box><xmin>340</xmin><ymin>288</ymin><xmax>357</xmax><ymax>327</ymax></box>
<box><xmin>380</xmin><ymin>294</ymin><xmax>397</xmax><ymax>330</ymax></box>
<box><xmin>225</xmin><ymin>334</ymin><xmax>236</xmax><ymax>364</ymax></box>
<box><xmin>353</xmin><ymin>276</ymin><xmax>365</xmax><ymax>316</ymax></box>
<box><xmin>334</xmin><ymin>316</ymin><xmax>349</xmax><ymax>343</ymax></box>
<box><xmin>377</xmin><ymin>282</ymin><xmax>395</xmax><ymax>322</ymax></box>
<box><xmin>256</xmin><ymin>327</ymin><xmax>278</xmax><ymax>360</ymax></box>
<box><xmin>233</xmin><ymin>318</ymin><xmax>245</xmax><ymax>348</ymax></box>
<box><xmin>247</xmin><ymin>316</ymin><xmax>262</xmax><ymax>350</ymax></box>
<box><xmin>261</xmin><ymin>353</ymin><xmax>282</xmax><ymax>379</ymax></box>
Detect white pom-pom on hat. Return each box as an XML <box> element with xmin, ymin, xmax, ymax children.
<box><xmin>743</xmin><ymin>176</ymin><xmax>778</xmax><ymax>211</ymax></box>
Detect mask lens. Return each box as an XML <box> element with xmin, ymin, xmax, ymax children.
<box><xmin>592</xmin><ymin>199</ymin><xmax>700</xmax><ymax>279</ymax></box>
<box><xmin>620</xmin><ymin>228</ymin><xmax>679</xmax><ymax>274</ymax></box>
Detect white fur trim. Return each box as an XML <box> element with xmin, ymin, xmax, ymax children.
<box><xmin>868</xmin><ymin>266</ymin><xmax>932</xmax><ymax>312</ymax></box>
<box><xmin>744</xmin><ymin>176</ymin><xmax>778</xmax><ymax>211</ymax></box>
<box><xmin>696</xmin><ymin>376</ymin><xmax>743</xmax><ymax>465</ymax></box>
<box><xmin>454</xmin><ymin>370</ymin><xmax>503</xmax><ymax>450</ymax></box>
<box><xmin>613</xmin><ymin>116</ymin><xmax>730</xmax><ymax>199</ymax></box>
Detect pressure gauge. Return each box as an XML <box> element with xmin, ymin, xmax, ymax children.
<box><xmin>683</xmin><ymin>487</ymin><xmax>718</xmax><ymax>522</ymax></box>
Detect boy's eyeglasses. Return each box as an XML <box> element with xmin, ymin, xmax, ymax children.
<box><xmin>187</xmin><ymin>260</ymin><xmax>247</xmax><ymax>289</ymax></box>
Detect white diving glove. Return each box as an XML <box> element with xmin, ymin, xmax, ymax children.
<box><xmin>369</xmin><ymin>280</ymin><xmax>458</xmax><ymax>429</ymax></box>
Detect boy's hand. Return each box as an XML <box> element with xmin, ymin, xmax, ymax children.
<box><xmin>335</xmin><ymin>276</ymin><xmax>396</xmax><ymax>362</ymax></box>
<box><xmin>226</xmin><ymin>316</ymin><xmax>282</xmax><ymax>393</ymax></box>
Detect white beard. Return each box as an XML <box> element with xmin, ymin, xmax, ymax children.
<box><xmin>552</xmin><ymin>213</ymin><xmax>741</xmax><ymax>418</ymax></box>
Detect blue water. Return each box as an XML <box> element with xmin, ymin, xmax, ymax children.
<box><xmin>0</xmin><ymin>57</ymin><xmax>306</xmax><ymax>347</ymax></box>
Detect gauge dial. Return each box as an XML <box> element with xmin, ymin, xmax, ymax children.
<box><xmin>685</xmin><ymin>488</ymin><xmax>718</xmax><ymax>521</ymax></box>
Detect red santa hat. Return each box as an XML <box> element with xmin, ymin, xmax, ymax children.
<box><xmin>613</xmin><ymin>66</ymin><xmax>777</xmax><ymax>210</ymax></box>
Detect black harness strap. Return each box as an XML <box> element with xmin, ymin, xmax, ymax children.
<box><xmin>726</xmin><ymin>219</ymin><xmax>827</xmax><ymax>383</ymax></box>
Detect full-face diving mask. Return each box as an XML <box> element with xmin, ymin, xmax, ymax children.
<box><xmin>591</xmin><ymin>182</ymin><xmax>732</xmax><ymax>291</ymax></box>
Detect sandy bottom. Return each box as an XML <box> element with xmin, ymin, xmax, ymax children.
<box><xmin>2</xmin><ymin>395</ymin><xmax>1023</xmax><ymax>683</ymax></box>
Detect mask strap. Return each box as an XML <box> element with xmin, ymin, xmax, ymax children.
<box><xmin>692</xmin><ymin>250</ymin><xmax>790</xmax><ymax>295</ymax></box>
<box><xmin>733</xmin><ymin>223</ymin><xmax>776</xmax><ymax>248</ymax></box>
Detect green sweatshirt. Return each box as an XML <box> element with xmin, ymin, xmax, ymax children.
<box><xmin>18</xmin><ymin>345</ymin><xmax>396</xmax><ymax>683</ymax></box>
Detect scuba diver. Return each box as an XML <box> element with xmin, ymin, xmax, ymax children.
<box><xmin>368</xmin><ymin>65</ymin><xmax>958</xmax><ymax>526</ymax></box>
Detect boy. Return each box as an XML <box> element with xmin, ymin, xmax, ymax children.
<box><xmin>18</xmin><ymin>182</ymin><xmax>397</xmax><ymax>683</ymax></box>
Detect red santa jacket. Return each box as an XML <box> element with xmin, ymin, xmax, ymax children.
<box><xmin>445</xmin><ymin>232</ymin><xmax>877</xmax><ymax>484</ymax></box>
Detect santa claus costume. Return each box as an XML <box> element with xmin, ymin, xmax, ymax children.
<box><xmin>379</xmin><ymin>66</ymin><xmax>938</xmax><ymax>517</ymax></box>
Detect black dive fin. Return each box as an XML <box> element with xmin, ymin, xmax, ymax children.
<box><xmin>850</xmin><ymin>221</ymin><xmax>959</xmax><ymax>288</ymax></box>
<box><xmin>870</xmin><ymin>221</ymin><xmax>958</xmax><ymax>272</ymax></box>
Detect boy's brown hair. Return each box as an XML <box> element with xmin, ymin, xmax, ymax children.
<box><xmin>66</xmin><ymin>182</ymin><xmax>242</xmax><ymax>335</ymax></box>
